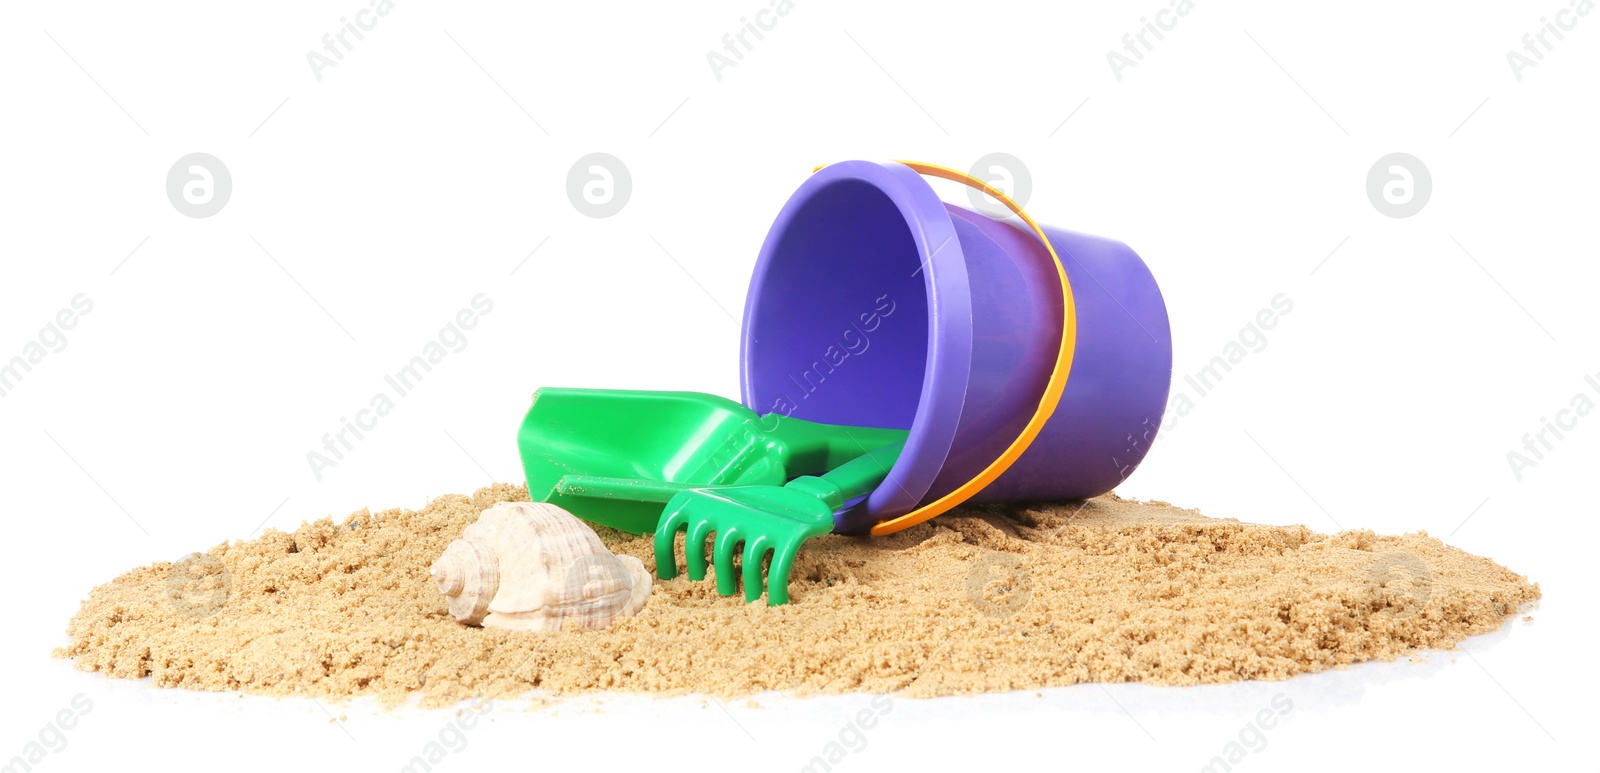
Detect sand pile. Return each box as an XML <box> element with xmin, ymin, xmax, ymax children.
<box><xmin>56</xmin><ymin>484</ymin><xmax>1539</xmax><ymax>707</ymax></box>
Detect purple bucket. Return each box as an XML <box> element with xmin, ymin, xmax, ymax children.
<box><xmin>740</xmin><ymin>160</ymin><xmax>1172</xmax><ymax>534</ymax></box>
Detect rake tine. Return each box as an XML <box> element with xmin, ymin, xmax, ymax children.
<box><xmin>685</xmin><ymin>514</ymin><xmax>716</xmax><ymax>581</ymax></box>
<box><xmin>711</xmin><ymin>522</ymin><xmax>747</xmax><ymax>596</ymax></box>
<box><xmin>742</xmin><ymin>534</ymin><xmax>775</xmax><ymax>603</ymax></box>
<box><xmin>652</xmin><ymin>504</ymin><xmax>691</xmax><ymax>580</ymax></box>
<box><xmin>766</xmin><ymin>536</ymin><xmax>803</xmax><ymax>606</ymax></box>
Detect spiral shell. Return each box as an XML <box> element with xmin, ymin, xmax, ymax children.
<box><xmin>430</xmin><ymin>502</ymin><xmax>651</xmax><ymax>632</ymax></box>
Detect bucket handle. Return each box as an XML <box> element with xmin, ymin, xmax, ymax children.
<box><xmin>810</xmin><ymin>161</ymin><xmax>1079</xmax><ymax>537</ymax></box>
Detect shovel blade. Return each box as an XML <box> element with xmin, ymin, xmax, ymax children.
<box><xmin>519</xmin><ymin>388</ymin><xmax>781</xmax><ymax>534</ymax></box>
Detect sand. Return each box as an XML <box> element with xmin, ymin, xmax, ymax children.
<box><xmin>55</xmin><ymin>484</ymin><xmax>1540</xmax><ymax>707</ymax></box>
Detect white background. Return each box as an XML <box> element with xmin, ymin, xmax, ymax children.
<box><xmin>2</xmin><ymin>0</ymin><xmax>1594</xmax><ymax>770</ymax></box>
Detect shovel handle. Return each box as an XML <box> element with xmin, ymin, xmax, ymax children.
<box><xmin>785</xmin><ymin>439</ymin><xmax>906</xmax><ymax>511</ymax></box>
<box><xmin>758</xmin><ymin>415</ymin><xmax>909</xmax><ymax>479</ymax></box>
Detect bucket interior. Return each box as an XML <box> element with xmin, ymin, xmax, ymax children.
<box><xmin>741</xmin><ymin>178</ymin><xmax>930</xmax><ymax>432</ymax></box>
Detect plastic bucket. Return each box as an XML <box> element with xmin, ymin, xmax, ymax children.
<box><xmin>740</xmin><ymin>160</ymin><xmax>1172</xmax><ymax>534</ymax></box>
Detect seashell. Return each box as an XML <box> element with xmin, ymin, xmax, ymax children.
<box><xmin>430</xmin><ymin>501</ymin><xmax>651</xmax><ymax>632</ymax></box>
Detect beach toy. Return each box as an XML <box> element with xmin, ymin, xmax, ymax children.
<box><xmin>653</xmin><ymin>440</ymin><xmax>903</xmax><ymax>606</ymax></box>
<box><xmin>740</xmin><ymin>160</ymin><xmax>1172</xmax><ymax>539</ymax></box>
<box><xmin>517</xmin><ymin>387</ymin><xmax>907</xmax><ymax>535</ymax></box>
<box><xmin>518</xmin><ymin>159</ymin><xmax>1172</xmax><ymax>606</ymax></box>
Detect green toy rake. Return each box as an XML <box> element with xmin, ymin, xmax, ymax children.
<box><xmin>653</xmin><ymin>440</ymin><xmax>904</xmax><ymax>605</ymax></box>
